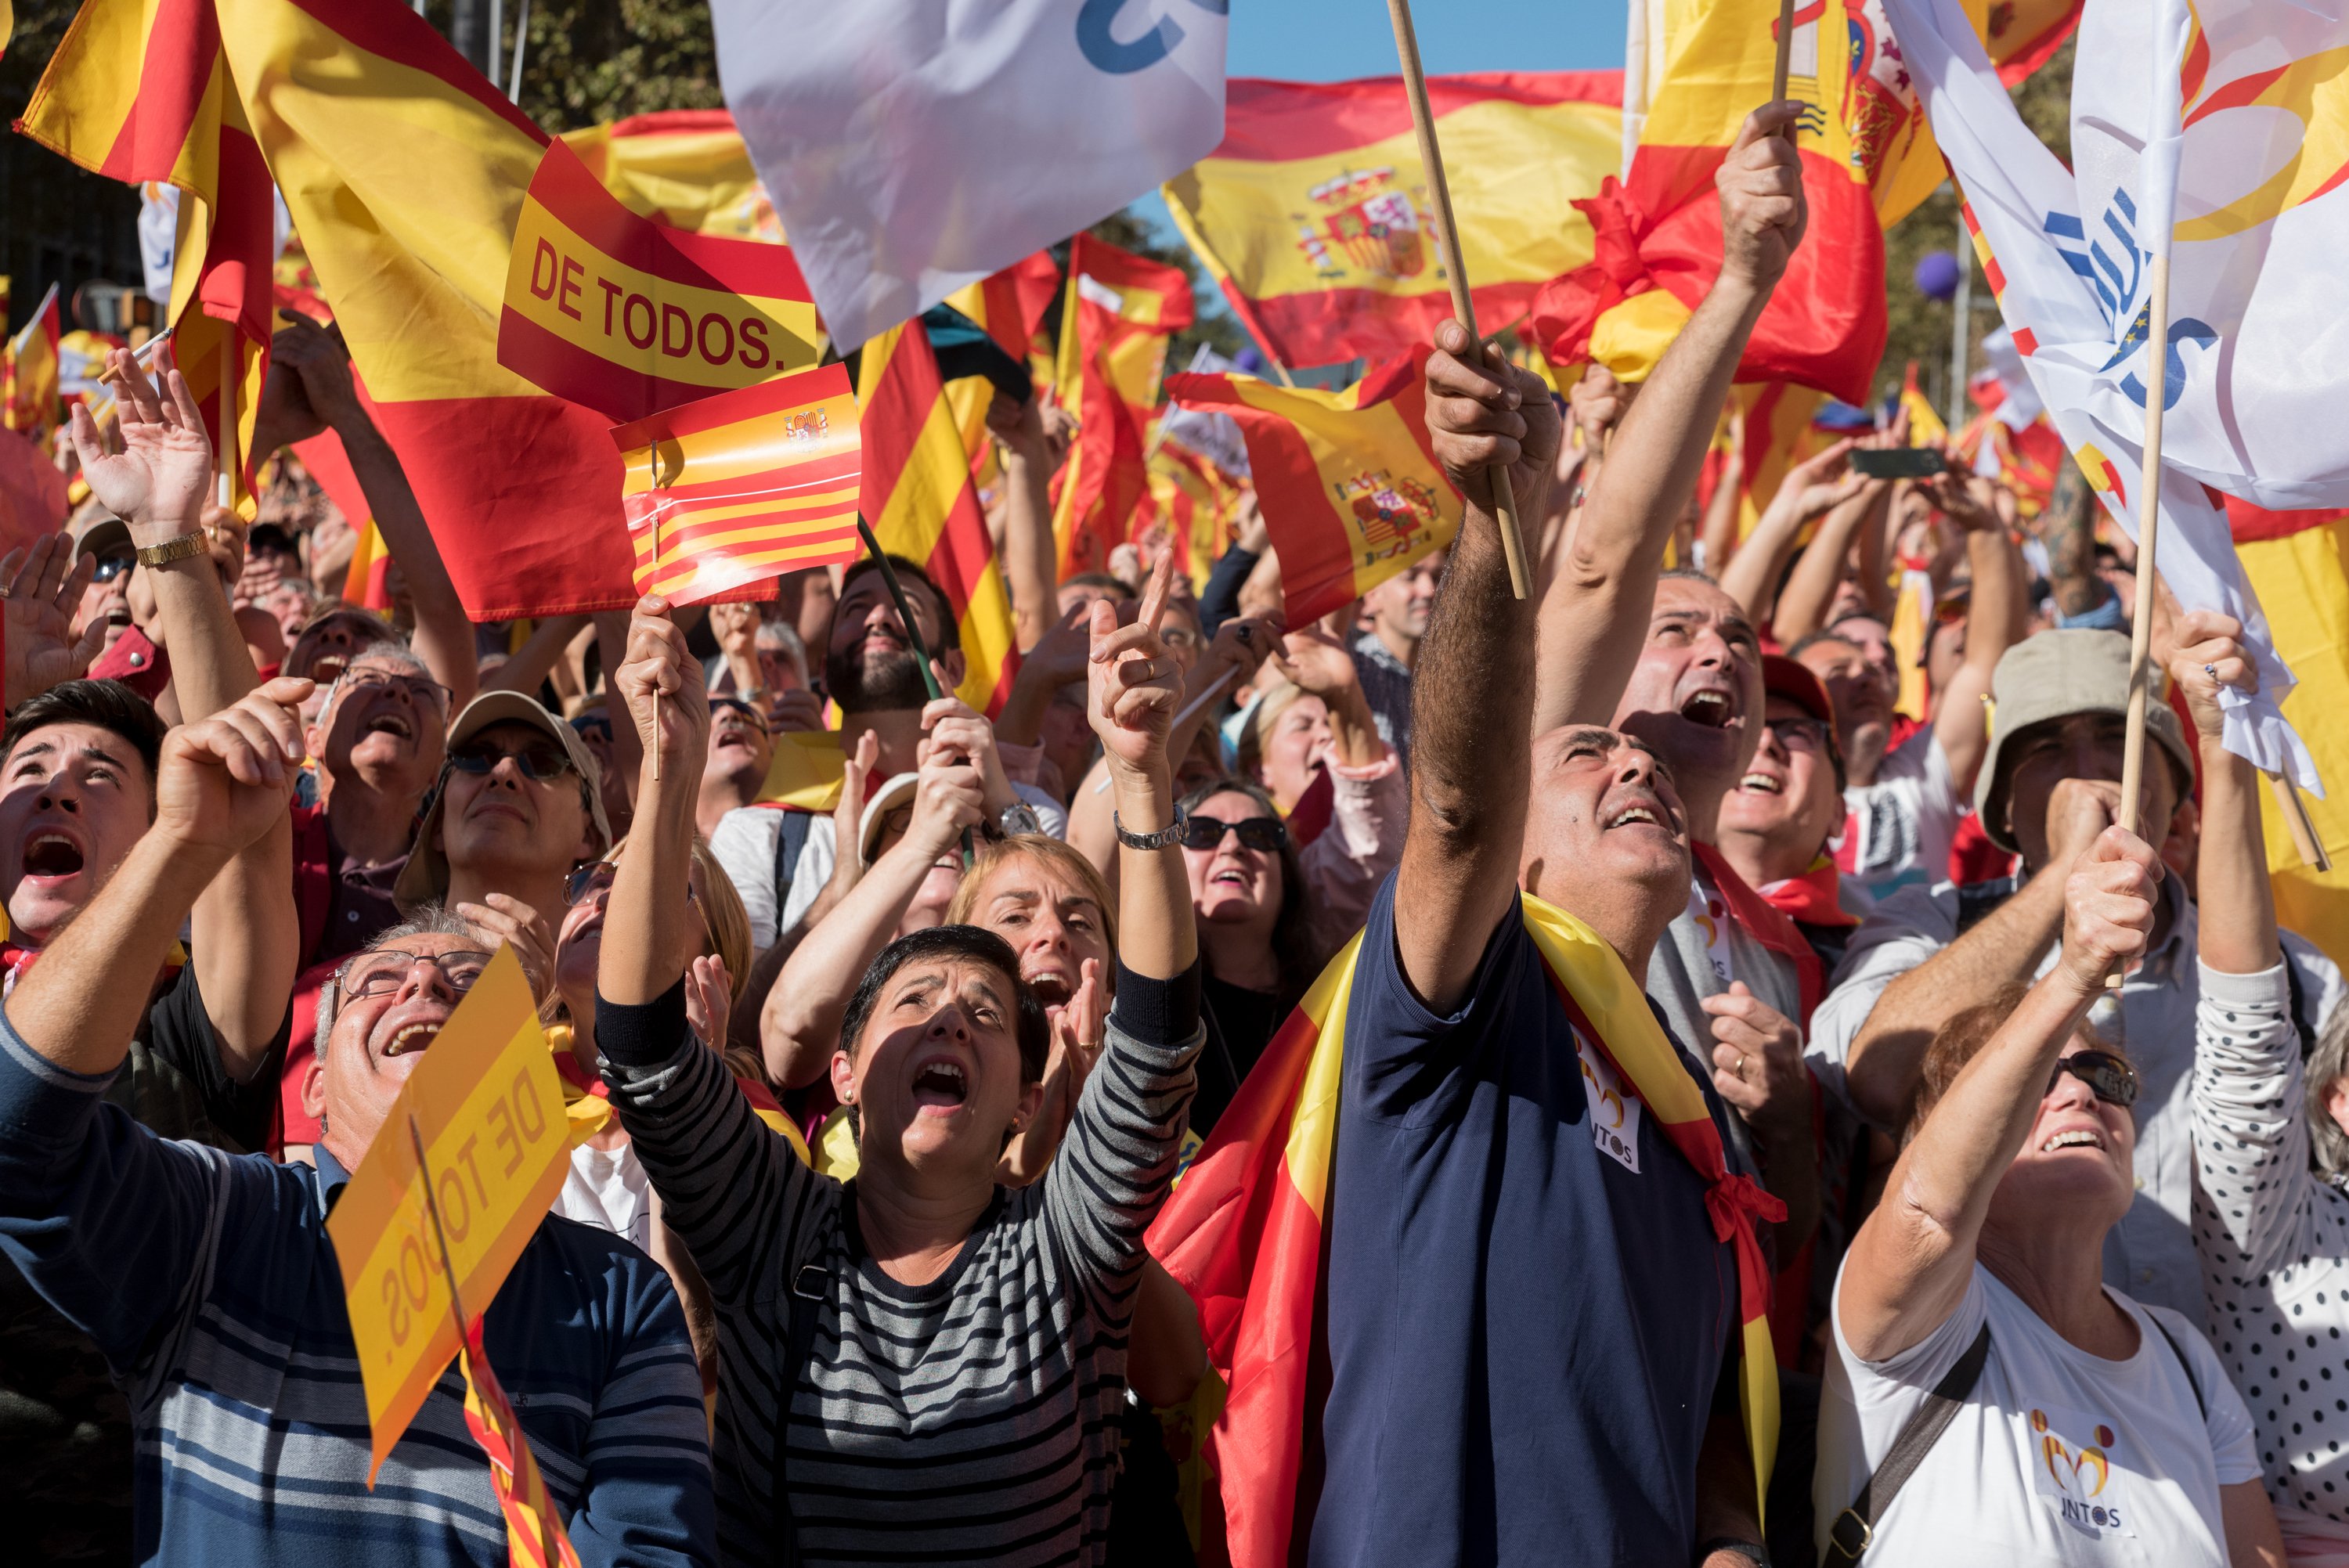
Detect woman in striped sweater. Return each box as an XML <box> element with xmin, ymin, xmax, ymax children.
<box><xmin>595</xmin><ymin>558</ymin><xmax>1203</xmax><ymax>1566</ymax></box>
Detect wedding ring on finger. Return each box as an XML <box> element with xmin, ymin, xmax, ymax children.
<box><xmin>2205</xmin><ymin>662</ymin><xmax>2220</xmax><ymax>681</ymax></box>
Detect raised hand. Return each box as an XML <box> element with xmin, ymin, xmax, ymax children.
<box><xmin>1</xmin><ymin>534</ymin><xmax>106</xmax><ymax>709</ymax></box>
<box><xmin>153</xmin><ymin>675</ymin><xmax>313</xmax><ymax>860</ymax></box>
<box><xmin>826</xmin><ymin>730</ymin><xmax>881</xmax><ymax>896</ymax></box>
<box><xmin>68</xmin><ymin>344</ymin><xmax>211</xmax><ymax>545</ymax></box>
<box><xmin>1425</xmin><ymin>319</ymin><xmax>1561</xmax><ymax>511</ymax></box>
<box><xmin>1766</xmin><ymin>438</ymin><xmax>1867</xmax><ymax>525</ymax></box>
<box><xmin>613</xmin><ymin>594</ymin><xmax>710</xmax><ymax>780</ymax></box>
<box><xmin>1087</xmin><ymin>552</ymin><xmax>1183</xmax><ymax>781</ymax></box>
<box><xmin>920</xmin><ymin>687</ymin><xmax>1018</xmax><ymax>819</ymax></box>
<box><xmin>252</xmin><ymin>310</ymin><xmax>366</xmax><ymax>452</ymax></box>
<box><xmin>1716</xmin><ymin>103</ymin><xmax>1810</xmax><ymax>296</ymax></box>
<box><xmin>709</xmin><ymin>600</ymin><xmax>761</xmax><ymax>662</ymax></box>
<box><xmin>2167</xmin><ymin>608</ymin><xmax>2257</xmax><ymax>744</ymax></box>
<box><xmin>903</xmin><ymin>742</ymin><xmax>987</xmax><ymax>863</ymax></box>
<box><xmin>453</xmin><ymin>892</ymin><xmax>559</xmax><ymax>1002</ymax></box>
<box><xmin>684</xmin><ymin>952</ymin><xmax>734</xmax><ymax>1051</ymax></box>
<box><xmin>1270</xmin><ymin>623</ymin><xmax>1362</xmax><ymax>702</ymax></box>
<box><xmin>2056</xmin><ymin>824</ymin><xmax>2162</xmax><ymax>993</ymax></box>
<box><xmin>1568</xmin><ymin>361</ymin><xmax>1636</xmax><ymax>454</ymax></box>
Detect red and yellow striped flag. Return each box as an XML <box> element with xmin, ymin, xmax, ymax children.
<box><xmin>857</xmin><ymin>323</ymin><xmax>1021</xmax><ymax>716</ymax></box>
<box><xmin>460</xmin><ymin>1320</ymin><xmax>583</xmax><ymax>1568</ymax></box>
<box><xmin>211</xmin><ymin>0</ymin><xmax>637</xmax><ymax>618</ymax></box>
<box><xmin>1135</xmin><ymin>438</ymin><xmax>1243</xmax><ymax>593</ymax></box>
<box><xmin>341</xmin><ymin>518</ymin><xmax>395</xmax><ymax>611</ymax></box>
<box><xmin>612</xmin><ymin>363</ymin><xmax>863</xmax><ymax>605</ymax></box>
<box><xmin>2</xmin><ymin>285</ymin><xmax>60</xmax><ymax>439</ymax></box>
<box><xmin>19</xmin><ymin>0</ymin><xmax>273</xmax><ymax>510</ymax></box>
<box><xmin>558</xmin><ymin>109</ymin><xmax>781</xmax><ymax>242</ymax></box>
<box><xmin>1730</xmin><ymin>381</ymin><xmax>1826</xmax><ymax>542</ymax></box>
<box><xmin>1165</xmin><ymin>73</ymin><xmax>1623</xmax><ymax>369</ymax></box>
<box><xmin>943</xmin><ymin>249</ymin><xmax>1060</xmax><ymax>488</ymax></box>
<box><xmin>1166</xmin><ymin>349</ymin><xmax>1459</xmax><ymax>627</ymax></box>
<box><xmin>1052</xmin><ymin>235</ymin><xmax>1193</xmax><ymax>576</ymax></box>
<box><xmin>1148</xmin><ymin>892</ymin><xmax>1783</xmax><ymax>1567</ymax></box>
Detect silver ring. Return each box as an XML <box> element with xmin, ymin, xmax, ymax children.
<box><xmin>2205</xmin><ymin>662</ymin><xmax>2219</xmax><ymax>680</ymax></box>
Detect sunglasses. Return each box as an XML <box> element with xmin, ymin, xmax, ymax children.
<box><xmin>710</xmin><ymin>697</ymin><xmax>772</xmax><ymax>735</ymax></box>
<box><xmin>90</xmin><ymin>552</ymin><xmax>135</xmax><ymax>584</ymax></box>
<box><xmin>2047</xmin><ymin>1048</ymin><xmax>2139</xmax><ymax>1109</ymax></box>
<box><xmin>338</xmin><ymin>946</ymin><xmax>493</xmax><ymax>1001</ymax></box>
<box><xmin>447</xmin><ymin>737</ymin><xmax>576</xmax><ymax>783</ymax></box>
<box><xmin>1182</xmin><ymin>813</ymin><xmax>1289</xmax><ymax>853</ymax></box>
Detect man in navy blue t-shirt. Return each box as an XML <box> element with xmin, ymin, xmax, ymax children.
<box><xmin>1309</xmin><ymin>104</ymin><xmax>1811</xmax><ymax>1568</ymax></box>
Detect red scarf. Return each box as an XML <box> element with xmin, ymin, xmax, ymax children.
<box><xmin>1758</xmin><ymin>856</ymin><xmax>1858</xmax><ymax>932</ymax></box>
<box><xmin>1691</xmin><ymin>842</ymin><xmax>1826</xmax><ymax>1028</ymax></box>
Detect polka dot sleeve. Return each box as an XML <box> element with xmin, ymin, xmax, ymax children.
<box><xmin>2191</xmin><ymin>961</ymin><xmax>2315</xmax><ymax>1282</ymax></box>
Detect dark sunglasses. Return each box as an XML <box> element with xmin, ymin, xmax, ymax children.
<box><xmin>1182</xmin><ymin>813</ymin><xmax>1289</xmax><ymax>853</ymax></box>
<box><xmin>448</xmin><ymin>737</ymin><xmax>575</xmax><ymax>783</ymax></box>
<box><xmin>2047</xmin><ymin>1049</ymin><xmax>2139</xmax><ymax>1109</ymax></box>
<box><xmin>90</xmin><ymin>551</ymin><xmax>135</xmax><ymax>584</ymax></box>
<box><xmin>710</xmin><ymin>697</ymin><xmax>772</xmax><ymax>734</ymax></box>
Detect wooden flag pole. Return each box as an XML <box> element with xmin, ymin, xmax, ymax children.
<box><xmin>651</xmin><ymin>500</ymin><xmax>665</xmax><ymax>784</ymax></box>
<box><xmin>2108</xmin><ymin>253</ymin><xmax>2173</xmax><ymax>986</ymax></box>
<box><xmin>216</xmin><ymin>337</ymin><xmax>237</xmax><ymax>512</ymax></box>
<box><xmin>1771</xmin><ymin>0</ymin><xmax>1797</xmax><ymax>104</ymax></box>
<box><xmin>1384</xmin><ymin>0</ymin><xmax>1531</xmax><ymax>599</ymax></box>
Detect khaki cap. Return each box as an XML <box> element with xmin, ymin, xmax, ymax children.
<box><xmin>394</xmin><ymin>690</ymin><xmax>612</xmax><ymax>911</ymax></box>
<box><xmin>1972</xmin><ymin>629</ymin><xmax>2193</xmax><ymax>856</ymax></box>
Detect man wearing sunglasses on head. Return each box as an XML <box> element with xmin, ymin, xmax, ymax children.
<box><xmin>697</xmin><ymin>694</ymin><xmax>775</xmax><ymax>841</ymax></box>
<box><xmin>0</xmin><ymin>689</ymin><xmax>715</xmax><ymax>1565</ymax></box>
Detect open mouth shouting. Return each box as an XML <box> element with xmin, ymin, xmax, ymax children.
<box><xmin>1737</xmin><ymin>767</ymin><xmax>1784</xmax><ymax>796</ymax></box>
<box><xmin>381</xmin><ymin>1021</ymin><xmax>442</xmax><ymax>1057</ymax></box>
<box><xmin>2038</xmin><ymin>1125</ymin><xmax>2108</xmax><ymax>1155</ymax></box>
<box><xmin>1676</xmin><ymin>684</ymin><xmax>1738</xmax><ymax>730</ymax></box>
<box><xmin>1598</xmin><ymin>781</ymin><xmax>1677</xmax><ymax>836</ymax></box>
<box><xmin>19</xmin><ymin>827</ymin><xmax>88</xmax><ymax>885</ymax></box>
<box><xmin>909</xmin><ymin>1054</ymin><xmax>971</xmax><ymax>1115</ymax></box>
<box><xmin>360</xmin><ymin>709</ymin><xmax>415</xmax><ymax>742</ymax></box>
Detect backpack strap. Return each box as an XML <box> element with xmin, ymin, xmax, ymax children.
<box><xmin>2146</xmin><ymin>1311</ymin><xmax>2208</xmax><ymax>1422</ymax></box>
<box><xmin>1824</xmin><ymin>1321</ymin><xmax>1993</xmax><ymax>1565</ymax></box>
<box><xmin>772</xmin><ymin>809</ymin><xmax>813</xmax><ymax>928</ymax></box>
<box><xmin>768</xmin><ymin>1256</ymin><xmax>828</xmax><ymax>1568</ymax></box>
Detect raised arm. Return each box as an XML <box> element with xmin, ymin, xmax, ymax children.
<box><xmin>1838</xmin><ymin>827</ymin><xmax>2158</xmax><ymax>1361</ymax></box>
<box><xmin>1395</xmin><ymin>323</ymin><xmax>1560</xmax><ymax>1012</ymax></box>
<box><xmin>1925</xmin><ymin>471</ymin><xmax>2022</xmax><ymax>795</ymax></box>
<box><xmin>72</xmin><ymin>347</ymin><xmax>303</xmax><ymax>1082</ymax></box>
<box><xmin>479</xmin><ymin>612</ymin><xmax>592</xmax><ymax>697</ymax></box>
<box><xmin>1716</xmin><ymin>439</ymin><xmax>1861</xmax><ymax>624</ymax></box>
<box><xmin>1770</xmin><ymin>475</ymin><xmax>1891</xmax><ymax>647</ymax></box>
<box><xmin>1532</xmin><ymin>103</ymin><xmax>1809</xmax><ymax>734</ymax></box>
<box><xmin>2043</xmin><ymin>456</ymin><xmax>2109</xmax><ymax>622</ymax></box>
<box><xmin>990</xmin><ymin>390</ymin><xmax>1063</xmax><ymax>654</ymax></box>
<box><xmin>251</xmin><ymin>313</ymin><xmax>478</xmax><ymax>710</ymax></box>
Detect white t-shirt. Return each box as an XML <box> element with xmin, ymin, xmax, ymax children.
<box><xmin>554</xmin><ymin>1139</ymin><xmax>655</xmax><ymax>1256</ymax></box>
<box><xmin>1838</xmin><ymin>728</ymin><xmax>1961</xmax><ymax>907</ymax></box>
<box><xmin>1816</xmin><ymin>1262</ymin><xmax>2259</xmax><ymax>1566</ymax></box>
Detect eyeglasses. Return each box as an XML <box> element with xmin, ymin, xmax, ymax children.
<box><xmin>335</xmin><ymin>665</ymin><xmax>452</xmax><ymax>712</ymax></box>
<box><xmin>338</xmin><ymin>946</ymin><xmax>493</xmax><ymax>1000</ymax></box>
<box><xmin>2047</xmin><ymin>1049</ymin><xmax>2139</xmax><ymax>1109</ymax></box>
<box><xmin>89</xmin><ymin>552</ymin><xmax>135</xmax><ymax>584</ymax></box>
<box><xmin>448</xmin><ymin>737</ymin><xmax>576</xmax><ymax>783</ymax></box>
<box><xmin>1182</xmin><ymin>813</ymin><xmax>1289</xmax><ymax>853</ymax></box>
<box><xmin>1764</xmin><ymin>716</ymin><xmax>1831</xmax><ymax>755</ymax></box>
<box><xmin>709</xmin><ymin>697</ymin><xmax>772</xmax><ymax>735</ymax></box>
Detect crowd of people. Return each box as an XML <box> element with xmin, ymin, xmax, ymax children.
<box><xmin>0</xmin><ymin>103</ymin><xmax>2341</xmax><ymax>1568</ymax></box>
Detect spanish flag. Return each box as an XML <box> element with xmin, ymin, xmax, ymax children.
<box><xmin>857</xmin><ymin>322</ymin><xmax>1021</xmax><ymax>716</ymax></box>
<box><xmin>1898</xmin><ymin>360</ymin><xmax>1948</xmax><ymax>446</ymax></box>
<box><xmin>1147</xmin><ymin>893</ymin><xmax>1784</xmax><ymax>1567</ymax></box>
<box><xmin>1136</xmin><ymin>438</ymin><xmax>1244</xmax><ymax>593</ymax></box>
<box><xmin>1052</xmin><ymin>236</ymin><xmax>1193</xmax><ymax>578</ymax></box>
<box><xmin>2230</xmin><ymin>501</ymin><xmax>2349</xmax><ymax>966</ymax></box>
<box><xmin>1730</xmin><ymin>381</ymin><xmax>1825</xmax><ymax>543</ymax></box>
<box><xmin>612</xmin><ymin>363</ymin><xmax>863</xmax><ymax>606</ymax></box>
<box><xmin>1165</xmin><ymin>73</ymin><xmax>1623</xmax><ymax>370</ymax></box>
<box><xmin>1529</xmin><ymin>0</ymin><xmax>1885</xmax><ymax>405</ymax></box>
<box><xmin>1167</xmin><ymin>350</ymin><xmax>1458</xmax><ymax>628</ymax></box>
<box><xmin>558</xmin><ymin>109</ymin><xmax>781</xmax><ymax>242</ymax></box>
<box><xmin>458</xmin><ymin>1320</ymin><xmax>583</xmax><ymax>1568</ymax></box>
<box><xmin>19</xmin><ymin>0</ymin><xmax>273</xmax><ymax>511</ymax></box>
<box><xmin>211</xmin><ymin>0</ymin><xmax>637</xmax><ymax>619</ymax></box>
<box><xmin>1</xmin><ymin>283</ymin><xmax>60</xmax><ymax>439</ymax></box>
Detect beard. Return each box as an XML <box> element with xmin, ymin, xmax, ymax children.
<box><xmin>824</xmin><ymin>642</ymin><xmax>930</xmax><ymax>714</ymax></box>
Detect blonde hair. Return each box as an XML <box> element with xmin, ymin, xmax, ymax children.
<box><xmin>1236</xmin><ymin>679</ymin><xmax>1311</xmax><ymax>788</ymax></box>
<box><xmin>945</xmin><ymin>834</ymin><xmax>1119</xmax><ymax>957</ymax></box>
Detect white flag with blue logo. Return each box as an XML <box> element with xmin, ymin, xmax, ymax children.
<box><xmin>711</xmin><ymin>0</ymin><xmax>1227</xmax><ymax>353</ymax></box>
<box><xmin>1878</xmin><ymin>0</ymin><xmax>2349</xmax><ymax>789</ymax></box>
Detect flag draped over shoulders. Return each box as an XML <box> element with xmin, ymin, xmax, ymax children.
<box><xmin>1149</xmin><ymin>892</ymin><xmax>1784</xmax><ymax>1568</ymax></box>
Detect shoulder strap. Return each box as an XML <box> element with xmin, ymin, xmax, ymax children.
<box><xmin>768</xmin><ymin>1258</ymin><xmax>828</xmax><ymax>1568</ymax></box>
<box><xmin>1824</xmin><ymin>1321</ymin><xmax>1993</xmax><ymax>1566</ymax></box>
<box><xmin>2146</xmin><ymin>1311</ymin><xmax>2208</xmax><ymax>1422</ymax></box>
<box><xmin>774</xmin><ymin>809</ymin><xmax>813</xmax><ymax>907</ymax></box>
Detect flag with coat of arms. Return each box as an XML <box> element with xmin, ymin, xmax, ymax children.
<box><xmin>1877</xmin><ymin>0</ymin><xmax>2349</xmax><ymax>791</ymax></box>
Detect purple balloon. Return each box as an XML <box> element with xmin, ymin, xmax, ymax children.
<box><xmin>1914</xmin><ymin>250</ymin><xmax>1962</xmax><ymax>302</ymax></box>
<box><xmin>1233</xmin><ymin>347</ymin><xmax>1265</xmax><ymax>373</ymax></box>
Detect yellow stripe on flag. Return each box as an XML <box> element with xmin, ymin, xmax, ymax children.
<box><xmin>1277</xmin><ymin>930</ymin><xmax>1362</xmax><ymax>1218</ymax></box>
<box><xmin>2244</xmin><ymin>521</ymin><xmax>2349</xmax><ymax>968</ymax></box>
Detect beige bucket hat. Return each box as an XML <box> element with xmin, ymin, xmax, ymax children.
<box><xmin>1972</xmin><ymin>629</ymin><xmax>2193</xmax><ymax>856</ymax></box>
<box><xmin>394</xmin><ymin>690</ymin><xmax>612</xmax><ymax>911</ymax></box>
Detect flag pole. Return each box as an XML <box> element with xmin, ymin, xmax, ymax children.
<box><xmin>651</xmin><ymin>500</ymin><xmax>664</xmax><ymax>784</ymax></box>
<box><xmin>854</xmin><ymin>514</ymin><xmax>975</xmax><ymax>867</ymax></box>
<box><xmin>217</xmin><ymin>333</ymin><xmax>238</xmax><ymax>511</ymax></box>
<box><xmin>1383</xmin><ymin>0</ymin><xmax>1531</xmax><ymax>600</ymax></box>
<box><xmin>2108</xmin><ymin>253</ymin><xmax>2171</xmax><ymax>988</ymax></box>
<box><xmin>1770</xmin><ymin>0</ymin><xmax>1796</xmax><ymax>102</ymax></box>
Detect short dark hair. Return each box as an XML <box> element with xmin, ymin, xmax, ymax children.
<box><xmin>838</xmin><ymin>925</ymin><xmax>1048</xmax><ymax>1080</ymax></box>
<box><xmin>1784</xmin><ymin>629</ymin><xmax>1863</xmax><ymax>663</ymax></box>
<box><xmin>840</xmin><ymin>554</ymin><xmax>961</xmax><ymax>654</ymax></box>
<box><xmin>5</xmin><ymin>679</ymin><xmax>168</xmax><ymax>791</ymax></box>
<box><xmin>1062</xmin><ymin>571</ymin><xmax>1135</xmax><ymax>601</ymax></box>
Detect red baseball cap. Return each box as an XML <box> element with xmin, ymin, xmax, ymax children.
<box><xmin>1762</xmin><ymin>654</ymin><xmax>1845</xmax><ymax>788</ymax></box>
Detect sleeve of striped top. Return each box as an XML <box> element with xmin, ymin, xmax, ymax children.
<box><xmin>2191</xmin><ymin>961</ymin><xmax>2318</xmax><ymax>1281</ymax></box>
<box><xmin>1039</xmin><ymin>960</ymin><xmax>1204</xmax><ymax>1325</ymax></box>
<box><xmin>597</xmin><ymin>978</ymin><xmax>828</xmax><ymax>1303</ymax></box>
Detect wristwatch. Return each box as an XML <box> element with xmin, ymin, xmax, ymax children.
<box><xmin>998</xmin><ymin>800</ymin><xmax>1043</xmax><ymax>838</ymax></box>
<box><xmin>1113</xmin><ymin>805</ymin><xmax>1189</xmax><ymax>851</ymax></box>
<box><xmin>1695</xmin><ymin>1538</ymin><xmax>1770</xmax><ymax>1568</ymax></box>
<box><xmin>135</xmin><ymin>530</ymin><xmax>209</xmax><ymax>568</ymax></box>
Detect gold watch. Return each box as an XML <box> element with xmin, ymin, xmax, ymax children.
<box><xmin>135</xmin><ymin>531</ymin><xmax>209</xmax><ymax>568</ymax></box>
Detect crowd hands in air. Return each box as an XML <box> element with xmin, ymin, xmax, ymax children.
<box><xmin>0</xmin><ymin>103</ymin><xmax>2333</xmax><ymax>1568</ymax></box>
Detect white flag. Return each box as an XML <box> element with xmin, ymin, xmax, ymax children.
<box><xmin>1877</xmin><ymin>0</ymin><xmax>2349</xmax><ymax>790</ymax></box>
<box><xmin>711</xmin><ymin>0</ymin><xmax>1227</xmax><ymax>353</ymax></box>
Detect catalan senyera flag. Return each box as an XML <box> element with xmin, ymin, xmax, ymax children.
<box><xmin>1165</xmin><ymin>73</ymin><xmax>1624</xmax><ymax>369</ymax></box>
<box><xmin>327</xmin><ymin>946</ymin><xmax>570</xmax><ymax>1478</ymax></box>
<box><xmin>1729</xmin><ymin>381</ymin><xmax>1825</xmax><ymax>542</ymax></box>
<box><xmin>612</xmin><ymin>362</ymin><xmax>863</xmax><ymax>606</ymax></box>
<box><xmin>498</xmin><ymin>135</ymin><xmax>822</xmax><ymax>426</ymax></box>
<box><xmin>1052</xmin><ymin>236</ymin><xmax>1195</xmax><ymax>577</ymax></box>
<box><xmin>458</xmin><ymin>1321</ymin><xmax>583</xmax><ymax>1568</ymax></box>
<box><xmin>1530</xmin><ymin>0</ymin><xmax>1885</xmax><ymax>406</ymax></box>
<box><xmin>2233</xmin><ymin>503</ymin><xmax>2349</xmax><ymax>964</ymax></box>
<box><xmin>1148</xmin><ymin>893</ymin><xmax>1784</xmax><ymax>1568</ymax></box>
<box><xmin>19</xmin><ymin>0</ymin><xmax>274</xmax><ymax>512</ymax></box>
<box><xmin>857</xmin><ymin>323</ymin><xmax>1021</xmax><ymax>716</ymax></box>
<box><xmin>942</xmin><ymin>250</ymin><xmax>1061</xmax><ymax>488</ymax></box>
<box><xmin>1</xmin><ymin>284</ymin><xmax>60</xmax><ymax>438</ymax></box>
<box><xmin>1168</xmin><ymin>350</ymin><xmax>1457</xmax><ymax>627</ymax></box>
<box><xmin>559</xmin><ymin>109</ymin><xmax>781</xmax><ymax>241</ymax></box>
<box><xmin>211</xmin><ymin>0</ymin><xmax>638</xmax><ymax>618</ymax></box>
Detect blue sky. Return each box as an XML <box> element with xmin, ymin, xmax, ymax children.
<box><xmin>1133</xmin><ymin>2</ymin><xmax>1629</xmax><ymax>280</ymax></box>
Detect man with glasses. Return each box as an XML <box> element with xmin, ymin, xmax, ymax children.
<box><xmin>1715</xmin><ymin>657</ymin><xmax>1861</xmax><ymax>976</ymax></box>
<box><xmin>0</xmin><ymin>695</ymin><xmax>713</xmax><ymax>1564</ymax></box>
